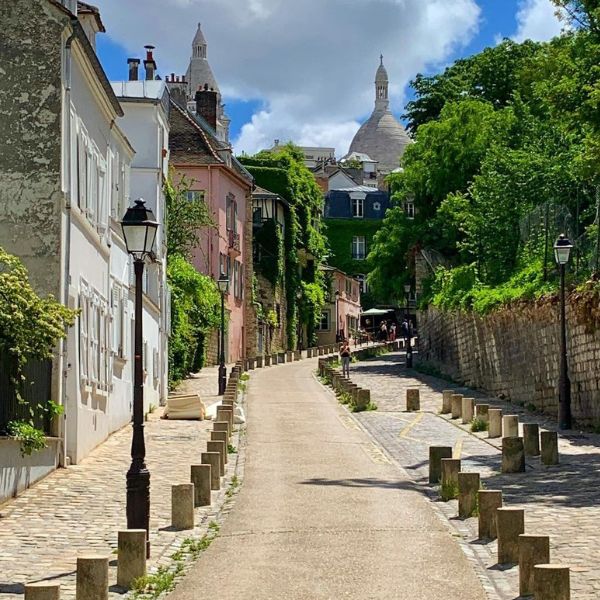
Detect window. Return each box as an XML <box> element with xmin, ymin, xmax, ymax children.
<box><xmin>356</xmin><ymin>274</ymin><xmax>367</xmax><ymax>294</ymax></box>
<box><xmin>373</xmin><ymin>201</ymin><xmax>381</xmax><ymax>211</ymax></box>
<box><xmin>317</xmin><ymin>310</ymin><xmax>331</xmax><ymax>331</ymax></box>
<box><xmin>345</xmin><ymin>279</ymin><xmax>352</xmax><ymax>296</ymax></box>
<box><xmin>186</xmin><ymin>190</ymin><xmax>205</xmax><ymax>202</ymax></box>
<box><xmin>352</xmin><ymin>197</ymin><xmax>364</xmax><ymax>218</ymax></box>
<box><xmin>405</xmin><ymin>201</ymin><xmax>415</xmax><ymax>219</ymax></box>
<box><xmin>352</xmin><ymin>236</ymin><xmax>366</xmax><ymax>260</ymax></box>
<box><xmin>226</xmin><ymin>194</ymin><xmax>237</xmax><ymax>233</ymax></box>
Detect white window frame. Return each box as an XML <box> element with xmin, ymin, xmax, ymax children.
<box><xmin>317</xmin><ymin>310</ymin><xmax>331</xmax><ymax>332</ymax></box>
<box><xmin>405</xmin><ymin>201</ymin><xmax>415</xmax><ymax>220</ymax></box>
<box><xmin>352</xmin><ymin>236</ymin><xmax>366</xmax><ymax>260</ymax></box>
<box><xmin>352</xmin><ymin>197</ymin><xmax>364</xmax><ymax>218</ymax></box>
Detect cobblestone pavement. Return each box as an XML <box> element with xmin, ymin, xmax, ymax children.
<box><xmin>0</xmin><ymin>364</ymin><xmax>243</xmax><ymax>600</ymax></box>
<box><xmin>345</xmin><ymin>351</ymin><xmax>600</xmax><ymax>600</ymax></box>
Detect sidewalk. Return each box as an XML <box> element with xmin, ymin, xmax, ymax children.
<box><xmin>167</xmin><ymin>358</ymin><xmax>486</xmax><ymax>600</ymax></box>
<box><xmin>0</xmin><ymin>365</ymin><xmax>240</xmax><ymax>600</ymax></box>
<box><xmin>347</xmin><ymin>351</ymin><xmax>600</xmax><ymax>600</ymax></box>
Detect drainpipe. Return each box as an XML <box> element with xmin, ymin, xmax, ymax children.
<box><xmin>58</xmin><ymin>26</ymin><xmax>77</xmax><ymax>467</ymax></box>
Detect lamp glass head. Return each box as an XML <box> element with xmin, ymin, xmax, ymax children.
<box><xmin>554</xmin><ymin>234</ymin><xmax>573</xmax><ymax>266</ymax></box>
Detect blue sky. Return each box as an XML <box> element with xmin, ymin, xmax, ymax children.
<box><xmin>95</xmin><ymin>0</ymin><xmax>562</xmax><ymax>155</ymax></box>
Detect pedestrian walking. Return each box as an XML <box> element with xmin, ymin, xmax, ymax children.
<box><xmin>340</xmin><ymin>339</ymin><xmax>351</xmax><ymax>377</ymax></box>
<box><xmin>379</xmin><ymin>321</ymin><xmax>387</xmax><ymax>341</ymax></box>
<box><xmin>390</xmin><ymin>322</ymin><xmax>397</xmax><ymax>341</ymax></box>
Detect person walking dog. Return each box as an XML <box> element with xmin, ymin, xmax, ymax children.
<box><xmin>340</xmin><ymin>340</ymin><xmax>351</xmax><ymax>378</ymax></box>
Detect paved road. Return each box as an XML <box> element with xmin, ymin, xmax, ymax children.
<box><xmin>168</xmin><ymin>359</ymin><xmax>486</xmax><ymax>600</ymax></box>
<box><xmin>349</xmin><ymin>351</ymin><xmax>600</xmax><ymax>600</ymax></box>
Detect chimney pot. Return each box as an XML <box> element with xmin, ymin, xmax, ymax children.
<box><xmin>143</xmin><ymin>44</ymin><xmax>157</xmax><ymax>81</ymax></box>
<box><xmin>127</xmin><ymin>58</ymin><xmax>140</xmax><ymax>81</ymax></box>
<box><xmin>195</xmin><ymin>88</ymin><xmax>218</xmax><ymax>131</ymax></box>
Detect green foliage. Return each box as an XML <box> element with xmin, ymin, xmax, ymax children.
<box><xmin>164</xmin><ymin>173</ymin><xmax>214</xmax><ymax>259</ymax></box>
<box><xmin>254</xmin><ymin>218</ymin><xmax>284</xmax><ymax>286</ymax></box>
<box><xmin>470</xmin><ymin>417</ymin><xmax>488</xmax><ymax>432</ymax></box>
<box><xmin>440</xmin><ymin>480</ymin><xmax>459</xmax><ymax>501</ymax></box>
<box><xmin>7</xmin><ymin>421</ymin><xmax>47</xmax><ymax>456</ymax></box>
<box><xmin>167</xmin><ymin>255</ymin><xmax>220</xmax><ymax>387</ymax></box>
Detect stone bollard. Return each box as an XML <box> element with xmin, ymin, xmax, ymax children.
<box><xmin>451</xmin><ymin>394</ymin><xmax>463</xmax><ymax>419</ymax></box>
<box><xmin>533</xmin><ymin>564</ymin><xmax>570</xmax><ymax>600</ymax></box>
<box><xmin>458</xmin><ymin>472</ymin><xmax>480</xmax><ymax>518</ymax></box>
<box><xmin>461</xmin><ymin>398</ymin><xmax>474</xmax><ymax>424</ymax></box>
<box><xmin>201</xmin><ymin>452</ymin><xmax>221</xmax><ymax>490</ymax></box>
<box><xmin>523</xmin><ymin>423</ymin><xmax>540</xmax><ymax>457</ymax></box>
<box><xmin>503</xmin><ymin>415</ymin><xmax>519</xmax><ymax>437</ymax></box>
<box><xmin>496</xmin><ymin>507</ymin><xmax>525</xmax><ymax>564</ymax></box>
<box><xmin>172</xmin><ymin>484</ymin><xmax>195</xmax><ymax>530</ymax></box>
<box><xmin>248</xmin><ymin>358</ymin><xmax>255</xmax><ymax>370</ymax></box>
<box><xmin>217</xmin><ymin>407</ymin><xmax>233</xmax><ymax>430</ymax></box>
<box><xmin>279</xmin><ymin>352</ymin><xmax>286</xmax><ymax>363</ymax></box>
<box><xmin>428</xmin><ymin>446</ymin><xmax>452</xmax><ymax>484</ymax></box>
<box><xmin>318</xmin><ymin>347</ymin><xmax>324</xmax><ymax>356</ymax></box>
<box><xmin>306</xmin><ymin>348</ymin><xmax>313</xmax><ymax>358</ymax></box>
<box><xmin>207</xmin><ymin>440</ymin><xmax>226</xmax><ymax>474</ymax></box>
<box><xmin>117</xmin><ymin>530</ymin><xmax>146</xmax><ymax>589</ymax></box>
<box><xmin>265</xmin><ymin>354</ymin><xmax>271</xmax><ymax>367</ymax></box>
<box><xmin>76</xmin><ymin>555</ymin><xmax>109</xmax><ymax>600</ymax></box>
<box><xmin>190</xmin><ymin>464</ymin><xmax>211</xmax><ymax>507</ymax></box>
<box><xmin>502</xmin><ymin>437</ymin><xmax>526</xmax><ymax>473</ymax></box>
<box><xmin>256</xmin><ymin>356</ymin><xmax>263</xmax><ymax>368</ymax></box>
<box><xmin>286</xmin><ymin>350</ymin><xmax>294</xmax><ymax>362</ymax></box>
<box><xmin>441</xmin><ymin>390</ymin><xmax>453</xmax><ymax>414</ymax></box>
<box><xmin>478</xmin><ymin>490</ymin><xmax>503</xmax><ymax>540</ymax></box>
<box><xmin>475</xmin><ymin>403</ymin><xmax>489</xmax><ymax>423</ymax></box>
<box><xmin>213</xmin><ymin>420</ymin><xmax>231</xmax><ymax>439</ymax></box>
<box><xmin>541</xmin><ymin>431</ymin><xmax>559</xmax><ymax>465</ymax></box>
<box><xmin>406</xmin><ymin>388</ymin><xmax>420</xmax><ymax>412</ymax></box>
<box><xmin>355</xmin><ymin>389</ymin><xmax>370</xmax><ymax>411</ymax></box>
<box><xmin>272</xmin><ymin>353</ymin><xmax>279</xmax><ymax>365</ymax></box>
<box><xmin>440</xmin><ymin>458</ymin><xmax>461</xmax><ymax>500</ymax></box>
<box><xmin>294</xmin><ymin>350</ymin><xmax>301</xmax><ymax>361</ymax></box>
<box><xmin>211</xmin><ymin>429</ymin><xmax>228</xmax><ymax>447</ymax></box>
<box><xmin>519</xmin><ymin>534</ymin><xmax>550</xmax><ymax>597</ymax></box>
<box><xmin>24</xmin><ymin>583</ymin><xmax>61</xmax><ymax>600</ymax></box>
<box><xmin>488</xmin><ymin>408</ymin><xmax>503</xmax><ymax>438</ymax></box>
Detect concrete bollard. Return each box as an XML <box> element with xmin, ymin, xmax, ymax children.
<box><xmin>265</xmin><ymin>354</ymin><xmax>271</xmax><ymax>366</ymax></box>
<box><xmin>272</xmin><ymin>353</ymin><xmax>279</xmax><ymax>364</ymax></box>
<box><xmin>458</xmin><ymin>472</ymin><xmax>480</xmax><ymax>518</ymax></box>
<box><xmin>306</xmin><ymin>348</ymin><xmax>312</xmax><ymax>358</ymax></box>
<box><xmin>440</xmin><ymin>458</ymin><xmax>461</xmax><ymax>500</ymax></box>
<box><xmin>318</xmin><ymin>347</ymin><xmax>324</xmax><ymax>356</ymax></box>
<box><xmin>248</xmin><ymin>358</ymin><xmax>255</xmax><ymax>370</ymax></box>
<box><xmin>76</xmin><ymin>555</ymin><xmax>109</xmax><ymax>600</ymax></box>
<box><xmin>201</xmin><ymin>452</ymin><xmax>221</xmax><ymax>490</ymax></box>
<box><xmin>478</xmin><ymin>490</ymin><xmax>503</xmax><ymax>540</ymax></box>
<box><xmin>496</xmin><ymin>507</ymin><xmax>525</xmax><ymax>564</ymax></box>
<box><xmin>428</xmin><ymin>446</ymin><xmax>452</xmax><ymax>484</ymax></box>
<box><xmin>461</xmin><ymin>397</ymin><xmax>474</xmax><ymax>424</ymax></box>
<box><xmin>211</xmin><ymin>429</ymin><xmax>228</xmax><ymax>447</ymax></box>
<box><xmin>441</xmin><ymin>390</ymin><xmax>453</xmax><ymax>414</ymax></box>
<box><xmin>451</xmin><ymin>394</ymin><xmax>463</xmax><ymax>419</ymax></box>
<box><xmin>541</xmin><ymin>431</ymin><xmax>559</xmax><ymax>465</ymax></box>
<box><xmin>171</xmin><ymin>484</ymin><xmax>195</xmax><ymax>530</ymax></box>
<box><xmin>279</xmin><ymin>352</ymin><xmax>286</xmax><ymax>363</ymax></box>
<box><xmin>488</xmin><ymin>408</ymin><xmax>502</xmax><ymax>438</ymax></box>
<box><xmin>355</xmin><ymin>389</ymin><xmax>370</xmax><ymax>411</ymax></box>
<box><xmin>475</xmin><ymin>403</ymin><xmax>489</xmax><ymax>423</ymax></box>
<box><xmin>503</xmin><ymin>415</ymin><xmax>519</xmax><ymax>437</ymax></box>
<box><xmin>406</xmin><ymin>388</ymin><xmax>420</xmax><ymax>412</ymax></box>
<box><xmin>117</xmin><ymin>530</ymin><xmax>146</xmax><ymax>589</ymax></box>
<box><xmin>533</xmin><ymin>564</ymin><xmax>570</xmax><ymax>600</ymax></box>
<box><xmin>502</xmin><ymin>437</ymin><xmax>526</xmax><ymax>473</ymax></box>
<box><xmin>24</xmin><ymin>583</ymin><xmax>61</xmax><ymax>600</ymax></box>
<box><xmin>286</xmin><ymin>350</ymin><xmax>294</xmax><ymax>362</ymax></box>
<box><xmin>519</xmin><ymin>534</ymin><xmax>550</xmax><ymax>597</ymax></box>
<box><xmin>294</xmin><ymin>350</ymin><xmax>301</xmax><ymax>361</ymax></box>
<box><xmin>256</xmin><ymin>356</ymin><xmax>263</xmax><ymax>368</ymax></box>
<box><xmin>190</xmin><ymin>464</ymin><xmax>211</xmax><ymax>507</ymax></box>
<box><xmin>217</xmin><ymin>407</ymin><xmax>233</xmax><ymax>430</ymax></box>
<box><xmin>207</xmin><ymin>440</ymin><xmax>226</xmax><ymax>474</ymax></box>
<box><xmin>523</xmin><ymin>423</ymin><xmax>540</xmax><ymax>457</ymax></box>
<box><xmin>213</xmin><ymin>420</ymin><xmax>231</xmax><ymax>439</ymax></box>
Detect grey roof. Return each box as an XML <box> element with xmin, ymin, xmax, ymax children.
<box><xmin>111</xmin><ymin>80</ymin><xmax>167</xmax><ymax>100</ymax></box>
<box><xmin>186</xmin><ymin>24</ymin><xmax>219</xmax><ymax>94</ymax></box>
<box><xmin>335</xmin><ymin>185</ymin><xmax>382</xmax><ymax>193</ymax></box>
<box><xmin>193</xmin><ymin>22</ymin><xmax>207</xmax><ymax>46</ymax></box>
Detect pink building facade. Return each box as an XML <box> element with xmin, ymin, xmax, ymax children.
<box><xmin>317</xmin><ymin>267</ymin><xmax>362</xmax><ymax>346</ymax></box>
<box><xmin>169</xmin><ymin>98</ymin><xmax>253</xmax><ymax>363</ymax></box>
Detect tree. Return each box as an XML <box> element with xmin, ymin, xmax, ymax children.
<box><xmin>551</xmin><ymin>0</ymin><xmax>600</xmax><ymax>34</ymax></box>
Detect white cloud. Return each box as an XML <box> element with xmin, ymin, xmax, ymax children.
<box><xmin>94</xmin><ymin>0</ymin><xmax>481</xmax><ymax>156</ymax></box>
<box><xmin>513</xmin><ymin>0</ymin><xmax>564</xmax><ymax>42</ymax></box>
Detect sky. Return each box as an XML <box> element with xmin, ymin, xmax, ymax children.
<box><xmin>94</xmin><ymin>0</ymin><xmax>565</xmax><ymax>157</ymax></box>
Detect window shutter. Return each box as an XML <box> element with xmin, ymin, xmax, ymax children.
<box><xmin>79</xmin><ymin>289</ymin><xmax>88</xmax><ymax>383</ymax></box>
<box><xmin>153</xmin><ymin>349</ymin><xmax>159</xmax><ymax>382</ymax></box>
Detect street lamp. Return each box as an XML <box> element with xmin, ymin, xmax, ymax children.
<box><xmin>554</xmin><ymin>233</ymin><xmax>573</xmax><ymax>430</ymax></box>
<box><xmin>217</xmin><ymin>272</ymin><xmax>229</xmax><ymax>396</ymax></box>
<box><xmin>404</xmin><ymin>283</ymin><xmax>413</xmax><ymax>368</ymax></box>
<box><xmin>121</xmin><ymin>198</ymin><xmax>158</xmax><ymax>556</ymax></box>
<box><xmin>334</xmin><ymin>290</ymin><xmax>340</xmax><ymax>342</ymax></box>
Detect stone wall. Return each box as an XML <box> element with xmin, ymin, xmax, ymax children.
<box><xmin>418</xmin><ymin>301</ymin><xmax>600</xmax><ymax>428</ymax></box>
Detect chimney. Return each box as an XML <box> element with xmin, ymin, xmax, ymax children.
<box><xmin>195</xmin><ymin>87</ymin><xmax>218</xmax><ymax>131</ymax></box>
<box><xmin>127</xmin><ymin>58</ymin><xmax>140</xmax><ymax>81</ymax></box>
<box><xmin>143</xmin><ymin>45</ymin><xmax>157</xmax><ymax>81</ymax></box>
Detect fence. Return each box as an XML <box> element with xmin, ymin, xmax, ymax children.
<box><xmin>0</xmin><ymin>356</ymin><xmax>53</xmax><ymax>435</ymax></box>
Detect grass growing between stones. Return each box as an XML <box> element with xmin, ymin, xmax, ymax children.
<box><xmin>226</xmin><ymin>475</ymin><xmax>240</xmax><ymax>498</ymax></box>
<box><xmin>440</xmin><ymin>481</ymin><xmax>459</xmax><ymax>502</ymax></box>
<box><xmin>351</xmin><ymin>402</ymin><xmax>378</xmax><ymax>413</ymax></box>
<box><xmin>240</xmin><ymin>373</ymin><xmax>250</xmax><ymax>381</ymax></box>
<box><xmin>470</xmin><ymin>417</ymin><xmax>488</xmax><ymax>432</ymax></box>
<box><xmin>228</xmin><ymin>444</ymin><xmax>237</xmax><ymax>454</ymax></box>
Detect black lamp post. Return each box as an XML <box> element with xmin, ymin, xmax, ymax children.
<box><xmin>404</xmin><ymin>283</ymin><xmax>413</xmax><ymax>368</ymax></box>
<box><xmin>554</xmin><ymin>234</ymin><xmax>573</xmax><ymax>430</ymax></box>
<box><xmin>334</xmin><ymin>290</ymin><xmax>340</xmax><ymax>342</ymax></box>
<box><xmin>121</xmin><ymin>198</ymin><xmax>158</xmax><ymax>557</ymax></box>
<box><xmin>217</xmin><ymin>272</ymin><xmax>229</xmax><ymax>396</ymax></box>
